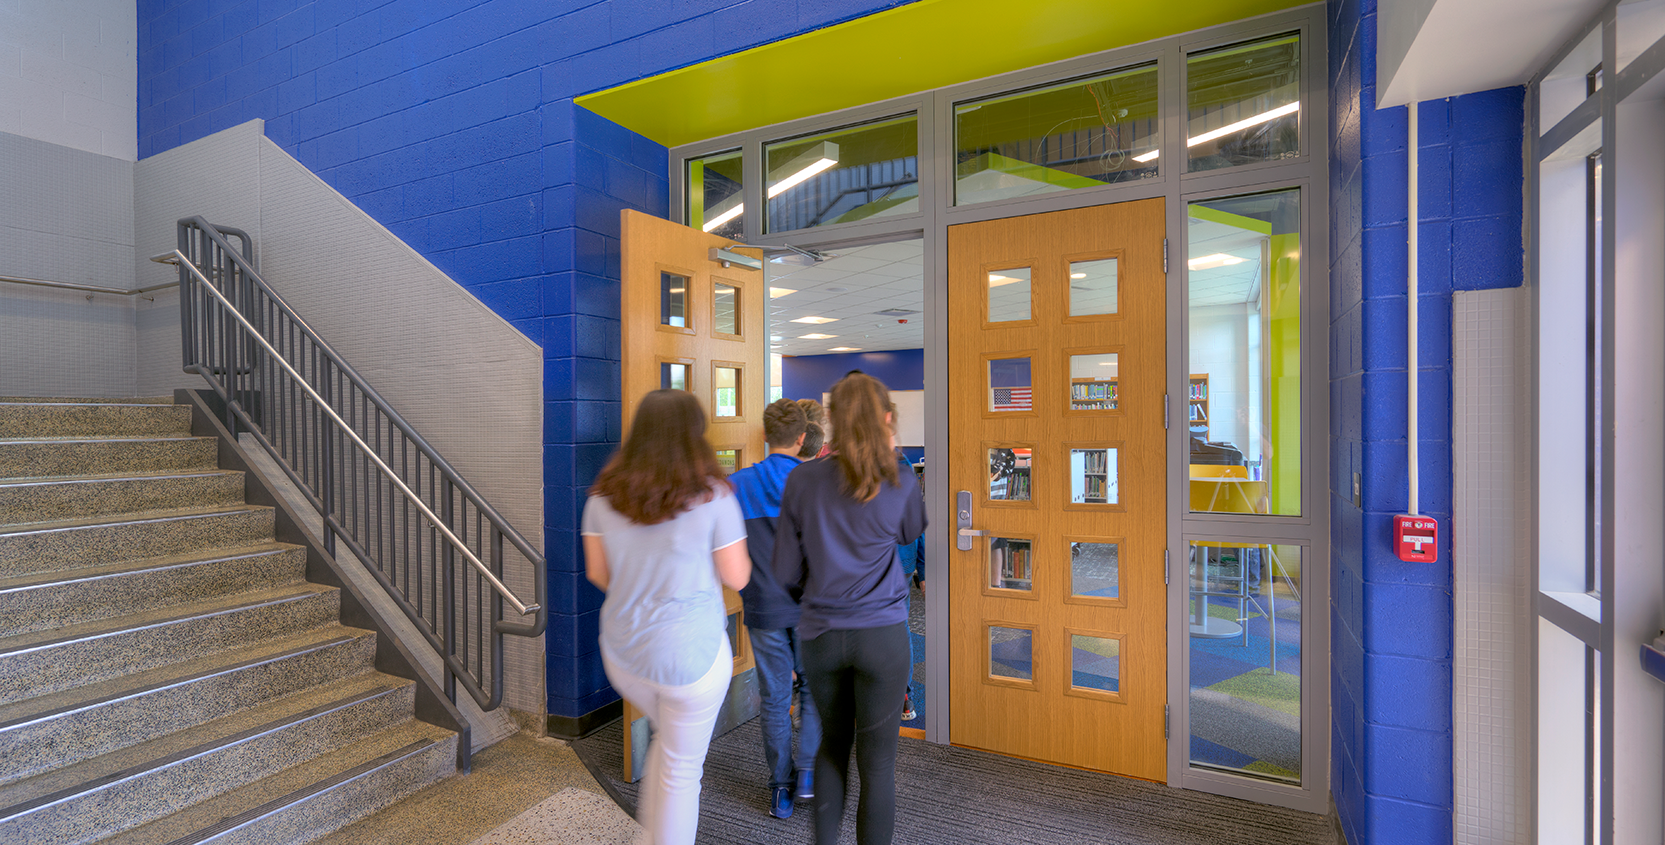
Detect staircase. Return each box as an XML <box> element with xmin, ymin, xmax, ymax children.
<box><xmin>0</xmin><ymin>397</ymin><xmax>459</xmax><ymax>845</ymax></box>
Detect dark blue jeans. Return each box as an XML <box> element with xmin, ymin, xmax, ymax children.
<box><xmin>748</xmin><ymin>625</ymin><xmax>821</xmax><ymax>791</ymax></box>
<box><xmin>803</xmin><ymin>622</ymin><xmax>911</xmax><ymax>845</ymax></box>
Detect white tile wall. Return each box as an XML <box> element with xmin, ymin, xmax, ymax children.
<box><xmin>0</xmin><ymin>0</ymin><xmax>135</xmax><ymax>161</ymax></box>
<box><xmin>1452</xmin><ymin>287</ymin><xmax>1531</xmax><ymax>845</ymax></box>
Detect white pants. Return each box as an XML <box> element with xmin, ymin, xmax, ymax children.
<box><xmin>603</xmin><ymin>639</ymin><xmax>733</xmax><ymax>845</ymax></box>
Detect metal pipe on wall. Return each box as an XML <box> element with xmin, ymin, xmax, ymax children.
<box><xmin>1408</xmin><ymin>103</ymin><xmax>1420</xmax><ymax>516</ymax></box>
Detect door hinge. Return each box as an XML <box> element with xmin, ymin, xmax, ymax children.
<box><xmin>1163</xmin><ymin>394</ymin><xmax>1170</xmax><ymax>430</ymax></box>
<box><xmin>1164</xmin><ymin>549</ymin><xmax>1170</xmax><ymax>585</ymax></box>
<box><xmin>1165</xmin><ymin>704</ymin><xmax>1170</xmax><ymax>739</ymax></box>
<box><xmin>1163</xmin><ymin>238</ymin><xmax>1169</xmax><ymax>275</ymax></box>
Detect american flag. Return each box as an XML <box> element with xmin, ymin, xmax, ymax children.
<box><xmin>993</xmin><ymin>387</ymin><xmax>1032</xmax><ymax>411</ymax></box>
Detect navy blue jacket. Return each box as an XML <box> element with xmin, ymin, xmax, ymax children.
<box><xmin>773</xmin><ymin>456</ymin><xmax>928</xmax><ymax>640</ymax></box>
<box><xmin>729</xmin><ymin>452</ymin><xmax>804</xmax><ymax>630</ymax></box>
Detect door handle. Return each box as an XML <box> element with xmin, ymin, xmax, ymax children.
<box><xmin>957</xmin><ymin>490</ymin><xmax>984</xmax><ymax>551</ymax></box>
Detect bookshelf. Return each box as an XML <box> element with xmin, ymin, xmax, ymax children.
<box><xmin>992</xmin><ymin>538</ymin><xmax>1033</xmax><ymax>590</ymax></box>
<box><xmin>1187</xmin><ymin>374</ymin><xmax>1210</xmax><ymax>438</ymax></box>
<box><xmin>1070</xmin><ymin>377</ymin><xmax>1118</xmax><ymax>410</ymax></box>
<box><xmin>1072</xmin><ymin>448</ymin><xmax>1113</xmax><ymax>504</ymax></box>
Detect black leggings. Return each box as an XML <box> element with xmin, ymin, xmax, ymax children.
<box><xmin>801</xmin><ymin>622</ymin><xmax>911</xmax><ymax>845</ymax></box>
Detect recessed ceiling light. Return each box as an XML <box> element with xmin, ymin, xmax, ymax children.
<box><xmin>770</xmin><ymin>288</ymin><xmax>796</xmax><ymax>298</ymax></box>
<box><xmin>987</xmin><ymin>274</ymin><xmax>1023</xmax><ymax>288</ymax></box>
<box><xmin>799</xmin><ymin>333</ymin><xmax>837</xmax><ymax>340</ymax></box>
<box><xmin>829</xmin><ymin>347</ymin><xmax>861</xmax><ymax>352</ymax></box>
<box><xmin>769</xmin><ymin>335</ymin><xmax>782</xmax><ymax>342</ymax></box>
<box><xmin>1188</xmin><ymin>253</ymin><xmax>1248</xmax><ymax>271</ymax></box>
<box><xmin>1070</xmin><ymin>273</ymin><xmax>1087</xmax><ymax>279</ymax></box>
<box><xmin>791</xmin><ymin>316</ymin><xmax>838</xmax><ymax>324</ymax></box>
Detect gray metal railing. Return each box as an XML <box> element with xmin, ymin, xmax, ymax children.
<box><xmin>173</xmin><ymin>216</ymin><xmax>546</xmax><ymax>711</ymax></box>
<box><xmin>1</xmin><ymin>272</ymin><xmax>179</xmax><ymax>299</ymax></box>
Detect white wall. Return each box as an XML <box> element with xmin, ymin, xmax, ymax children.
<box><xmin>1188</xmin><ymin>302</ymin><xmax>1254</xmax><ymax>458</ymax></box>
<box><xmin>0</xmin><ymin>0</ymin><xmax>136</xmax><ymax>161</ymax></box>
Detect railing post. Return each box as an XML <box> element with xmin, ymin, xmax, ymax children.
<box><xmin>320</xmin><ymin>364</ymin><xmax>336</xmax><ymax>557</ymax></box>
<box><xmin>442</xmin><ymin>482</ymin><xmax>457</xmax><ymax>704</ymax></box>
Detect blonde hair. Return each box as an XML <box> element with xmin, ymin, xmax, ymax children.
<box><xmin>828</xmin><ymin>373</ymin><xmax>898</xmax><ymax>503</ymax></box>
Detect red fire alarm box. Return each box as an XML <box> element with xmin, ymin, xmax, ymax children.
<box><xmin>1393</xmin><ymin>514</ymin><xmax>1438</xmax><ymax>563</ymax></box>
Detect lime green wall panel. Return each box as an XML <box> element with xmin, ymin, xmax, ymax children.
<box><xmin>578</xmin><ymin>0</ymin><xmax>1311</xmax><ymax>147</ymax></box>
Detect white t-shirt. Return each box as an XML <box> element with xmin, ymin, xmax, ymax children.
<box><xmin>581</xmin><ymin>489</ymin><xmax>745</xmax><ymax>686</ymax></box>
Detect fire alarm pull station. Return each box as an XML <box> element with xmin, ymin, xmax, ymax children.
<box><xmin>1394</xmin><ymin>515</ymin><xmax>1438</xmax><ymax>563</ymax></box>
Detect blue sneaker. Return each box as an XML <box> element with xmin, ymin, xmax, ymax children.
<box><xmin>771</xmin><ymin>786</ymin><xmax>793</xmax><ymax>819</ymax></box>
<box><xmin>794</xmin><ymin>769</ymin><xmax>814</xmax><ymax>801</ymax></box>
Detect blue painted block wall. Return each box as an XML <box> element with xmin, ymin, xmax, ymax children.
<box><xmin>1328</xmin><ymin>0</ymin><xmax>1522</xmax><ymax>841</ymax></box>
<box><xmin>781</xmin><ymin>348</ymin><xmax>924</xmax><ymax>400</ymax></box>
<box><xmin>138</xmin><ymin>0</ymin><xmax>910</xmax><ymax>720</ymax></box>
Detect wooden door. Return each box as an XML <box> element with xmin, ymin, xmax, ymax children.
<box><xmin>618</xmin><ymin>209</ymin><xmax>766</xmax><ymax>778</ymax></box>
<box><xmin>947</xmin><ymin>198</ymin><xmax>1167</xmax><ymax>779</ymax></box>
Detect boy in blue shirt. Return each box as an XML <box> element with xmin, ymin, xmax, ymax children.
<box><xmin>731</xmin><ymin>398</ymin><xmax>821</xmax><ymax>819</ymax></box>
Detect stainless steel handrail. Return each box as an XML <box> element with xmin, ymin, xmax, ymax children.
<box><xmin>171</xmin><ymin>247</ymin><xmax>541</xmax><ymax>618</ymax></box>
<box><xmin>1</xmin><ymin>272</ymin><xmax>180</xmax><ymax>296</ymax></box>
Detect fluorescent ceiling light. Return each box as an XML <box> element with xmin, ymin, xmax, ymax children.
<box><xmin>987</xmin><ymin>273</ymin><xmax>1025</xmax><ymax>288</ymax></box>
<box><xmin>1130</xmin><ymin>101</ymin><xmax>1301</xmax><ymax>163</ymax></box>
<box><xmin>769</xmin><ymin>335</ymin><xmax>783</xmax><ymax>342</ymax></box>
<box><xmin>1070</xmin><ymin>273</ymin><xmax>1087</xmax><ymax>279</ymax></box>
<box><xmin>791</xmin><ymin>316</ymin><xmax>838</xmax><ymax>324</ymax></box>
<box><xmin>829</xmin><ymin>347</ymin><xmax>861</xmax><ymax>352</ymax></box>
<box><xmin>1188</xmin><ymin>253</ymin><xmax>1248</xmax><ymax>271</ymax></box>
<box><xmin>799</xmin><ymin>333</ymin><xmax>837</xmax><ymax>340</ymax></box>
<box><xmin>769</xmin><ymin>287</ymin><xmax>797</xmax><ymax>298</ymax></box>
<box><xmin>668</xmin><ymin>287</ymin><xmax>685</xmax><ymax>293</ymax></box>
<box><xmin>702</xmin><ymin>142</ymin><xmax>841</xmax><ymax>232</ymax></box>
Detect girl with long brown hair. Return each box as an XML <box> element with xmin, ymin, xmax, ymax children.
<box><xmin>774</xmin><ymin>373</ymin><xmax>928</xmax><ymax>845</ymax></box>
<box><xmin>582</xmin><ymin>389</ymin><xmax>750</xmax><ymax>845</ymax></box>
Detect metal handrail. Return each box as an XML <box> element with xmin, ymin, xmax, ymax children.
<box><xmin>172</xmin><ymin>249</ymin><xmax>538</xmax><ymax>617</ymax></box>
<box><xmin>2</xmin><ymin>272</ymin><xmax>179</xmax><ymax>296</ymax></box>
<box><xmin>174</xmin><ymin>216</ymin><xmax>547</xmax><ymax>710</ymax></box>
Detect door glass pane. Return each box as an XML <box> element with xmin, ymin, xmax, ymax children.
<box><xmin>764</xmin><ymin>114</ymin><xmax>918</xmax><ymax>233</ymax></box>
<box><xmin>714</xmin><ymin>366</ymin><xmax>740</xmax><ymax>417</ymax></box>
<box><xmin>1071</xmin><ymin>634</ymin><xmax>1121</xmax><ymax>692</ymax></box>
<box><xmin>1186</xmin><ymin>34</ymin><xmax>1301</xmax><ymax>172</ymax></box>
<box><xmin>988</xmin><ymin>537</ymin><xmax>1033</xmax><ymax>591</ymax></box>
<box><xmin>715</xmin><ymin>449</ymin><xmax>739</xmax><ymax>473</ymax></box>
<box><xmin>714</xmin><ymin>283</ymin><xmax>739</xmax><ymax>335</ymax></box>
<box><xmin>688</xmin><ymin>148</ymin><xmax>745</xmax><ymax>239</ymax></box>
<box><xmin>988</xmin><ymin>267</ymin><xmax>1032</xmax><ymax>322</ymax></box>
<box><xmin>1188</xmin><ymin>541</ymin><xmax>1303</xmax><ymax>784</ymax></box>
<box><xmin>661</xmin><ymin>362</ymin><xmax>688</xmax><ymax>391</ymax></box>
<box><xmin>988</xmin><ymin>357</ymin><xmax>1033</xmax><ymax>412</ymax></box>
<box><xmin>1071</xmin><ymin>541</ymin><xmax>1120</xmax><ymax>598</ymax></box>
<box><xmin>1070</xmin><ymin>448</ymin><xmax>1118</xmax><ymax>504</ymax></box>
<box><xmin>954</xmin><ymin>63</ymin><xmax>1160</xmax><ymax>206</ymax></box>
<box><xmin>1069</xmin><ymin>353</ymin><xmax>1119</xmax><ymax>410</ymax></box>
<box><xmin>1069</xmin><ymin>258</ymin><xmax>1119</xmax><ymax>316</ymax></box>
<box><xmin>661</xmin><ymin>272</ymin><xmax>689</xmax><ymax>328</ymax></box>
<box><xmin>988</xmin><ymin>447</ymin><xmax>1032</xmax><ymax>501</ymax></box>
<box><xmin>989</xmin><ymin>626</ymin><xmax>1033</xmax><ymax>681</ymax></box>
<box><xmin>1187</xmin><ymin>189</ymin><xmax>1301</xmax><ymax>516</ymax></box>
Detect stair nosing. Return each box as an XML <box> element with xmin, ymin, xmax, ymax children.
<box><xmin>0</xmin><ymin>435</ymin><xmax>211</xmax><ymax>444</ymax></box>
<box><xmin>0</xmin><ymin>681</ymin><xmax>409</xmax><ymax>823</ymax></box>
<box><xmin>0</xmin><ymin>504</ymin><xmax>270</xmax><ymax>537</ymax></box>
<box><xmin>0</xmin><ymin>542</ymin><xmax>300</xmax><ymax>594</ymax></box>
<box><xmin>0</xmin><ymin>470</ymin><xmax>242</xmax><ymax>489</ymax></box>
<box><xmin>160</xmin><ymin>739</ymin><xmax>437</xmax><ymax>845</ymax></box>
<box><xmin>0</xmin><ymin>583</ymin><xmax>334</xmax><ymax>659</ymax></box>
<box><xmin>0</xmin><ymin>631</ymin><xmax>365</xmax><ymax>733</ymax></box>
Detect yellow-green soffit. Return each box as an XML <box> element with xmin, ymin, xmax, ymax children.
<box><xmin>577</xmin><ymin>0</ymin><xmax>1310</xmax><ymax>148</ymax></box>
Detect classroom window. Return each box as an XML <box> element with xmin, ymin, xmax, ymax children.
<box><xmin>1185</xmin><ymin>34</ymin><xmax>1301</xmax><ymax>172</ymax></box>
<box><xmin>1187</xmin><ymin>189</ymin><xmax>1302</xmax><ymax>516</ymax></box>
<box><xmin>954</xmin><ymin>64</ymin><xmax>1160</xmax><ymax>206</ymax></box>
<box><xmin>687</xmin><ymin>148</ymin><xmax>744</xmax><ymax>239</ymax></box>
<box><xmin>765</xmin><ymin>115</ymin><xmax>919</xmax><ymax>233</ymax></box>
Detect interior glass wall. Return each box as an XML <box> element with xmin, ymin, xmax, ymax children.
<box><xmin>1185</xmin><ymin>34</ymin><xmax>1301</xmax><ymax>171</ymax></box>
<box><xmin>686</xmin><ymin>148</ymin><xmax>744</xmax><ymax>238</ymax></box>
<box><xmin>764</xmin><ymin>115</ymin><xmax>919</xmax><ymax>233</ymax></box>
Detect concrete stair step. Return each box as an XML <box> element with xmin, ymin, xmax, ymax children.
<box><xmin>0</xmin><ymin>543</ymin><xmax>307</xmax><ymax>639</ymax></box>
<box><xmin>0</xmin><ymin>504</ymin><xmax>275</xmax><ymax>577</ymax></box>
<box><xmin>0</xmin><ymin>625</ymin><xmax>378</xmax><ymax>788</ymax></box>
<box><xmin>0</xmin><ymin>470</ymin><xmax>247</xmax><ymax>527</ymax></box>
<box><xmin>0</xmin><ymin>403</ymin><xmax>192</xmax><ymax>439</ymax></box>
<box><xmin>0</xmin><ymin>397</ymin><xmax>174</xmax><ymax>405</ymax></box>
<box><xmin>92</xmin><ymin>720</ymin><xmax>456</xmax><ymax>845</ymax></box>
<box><xmin>0</xmin><ymin>583</ymin><xmax>340</xmax><ymax>704</ymax></box>
<box><xmin>0</xmin><ymin>436</ymin><xmax>219</xmax><ymax>480</ymax></box>
<box><xmin>0</xmin><ymin>672</ymin><xmax>417</xmax><ymax>845</ymax></box>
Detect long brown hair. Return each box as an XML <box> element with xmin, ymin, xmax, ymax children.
<box><xmin>590</xmin><ymin>390</ymin><xmax>725</xmax><ymax>524</ymax></box>
<box><xmin>828</xmin><ymin>373</ymin><xmax>898</xmax><ymax>503</ymax></box>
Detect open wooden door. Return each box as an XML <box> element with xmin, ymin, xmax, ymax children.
<box><xmin>617</xmin><ymin>209</ymin><xmax>767</xmax><ymax>778</ymax></box>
